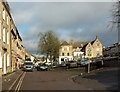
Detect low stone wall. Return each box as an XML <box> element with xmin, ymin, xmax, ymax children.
<box><xmin>103</xmin><ymin>58</ymin><xmax>120</xmax><ymax>67</ymax></box>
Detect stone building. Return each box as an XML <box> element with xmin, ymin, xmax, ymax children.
<box><xmin>103</xmin><ymin>42</ymin><xmax>120</xmax><ymax>57</ymax></box>
<box><xmin>0</xmin><ymin>1</ymin><xmax>12</xmax><ymax>74</ymax></box>
<box><xmin>0</xmin><ymin>1</ymin><xmax>26</xmax><ymax>75</ymax></box>
<box><xmin>81</xmin><ymin>36</ymin><xmax>103</xmax><ymax>58</ymax></box>
<box><xmin>72</xmin><ymin>41</ymin><xmax>88</xmax><ymax>60</ymax></box>
<box><xmin>59</xmin><ymin>41</ymin><xmax>73</xmax><ymax>64</ymax></box>
<box><xmin>59</xmin><ymin>36</ymin><xmax>103</xmax><ymax>63</ymax></box>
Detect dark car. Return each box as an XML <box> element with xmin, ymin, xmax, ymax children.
<box><xmin>66</xmin><ymin>60</ymin><xmax>78</xmax><ymax>68</ymax></box>
<box><xmin>60</xmin><ymin>61</ymin><xmax>67</xmax><ymax>67</ymax></box>
<box><xmin>36</xmin><ymin>63</ymin><xmax>48</xmax><ymax>71</ymax></box>
<box><xmin>77</xmin><ymin>58</ymin><xmax>92</xmax><ymax>66</ymax></box>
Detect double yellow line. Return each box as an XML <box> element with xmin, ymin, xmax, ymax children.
<box><xmin>7</xmin><ymin>72</ymin><xmax>26</xmax><ymax>92</ymax></box>
<box><xmin>15</xmin><ymin>72</ymin><xmax>26</xmax><ymax>92</ymax></box>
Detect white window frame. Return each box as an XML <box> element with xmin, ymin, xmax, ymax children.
<box><xmin>3</xmin><ymin>9</ymin><xmax>5</xmax><ymax>20</ymax></box>
<box><xmin>67</xmin><ymin>47</ymin><xmax>69</xmax><ymax>51</ymax></box>
<box><xmin>7</xmin><ymin>16</ymin><xmax>9</xmax><ymax>25</ymax></box>
<box><xmin>3</xmin><ymin>28</ymin><xmax>6</xmax><ymax>43</ymax></box>
<box><xmin>62</xmin><ymin>47</ymin><xmax>64</xmax><ymax>51</ymax></box>
<box><xmin>0</xmin><ymin>20</ymin><xmax>1</xmax><ymax>39</ymax></box>
<box><xmin>7</xmin><ymin>32</ymin><xmax>9</xmax><ymax>44</ymax></box>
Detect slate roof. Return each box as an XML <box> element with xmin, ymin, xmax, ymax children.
<box><xmin>91</xmin><ymin>40</ymin><xmax>95</xmax><ymax>45</ymax></box>
<box><xmin>72</xmin><ymin>41</ymin><xmax>89</xmax><ymax>48</ymax></box>
<box><xmin>61</xmin><ymin>41</ymin><xmax>70</xmax><ymax>46</ymax></box>
<box><xmin>91</xmin><ymin>36</ymin><xmax>98</xmax><ymax>45</ymax></box>
<box><xmin>81</xmin><ymin>43</ymin><xmax>89</xmax><ymax>52</ymax></box>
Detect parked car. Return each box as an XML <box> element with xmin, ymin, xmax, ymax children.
<box><xmin>23</xmin><ymin>61</ymin><xmax>34</xmax><ymax>72</ymax></box>
<box><xmin>77</xmin><ymin>59</ymin><xmax>86</xmax><ymax>66</ymax></box>
<box><xmin>45</xmin><ymin>62</ymin><xmax>52</xmax><ymax>66</ymax></box>
<box><xmin>52</xmin><ymin>62</ymin><xmax>59</xmax><ymax>68</ymax></box>
<box><xmin>36</xmin><ymin>63</ymin><xmax>48</xmax><ymax>71</ymax></box>
<box><xmin>60</xmin><ymin>61</ymin><xmax>67</xmax><ymax>67</ymax></box>
<box><xmin>84</xmin><ymin>58</ymin><xmax>92</xmax><ymax>64</ymax></box>
<box><xmin>77</xmin><ymin>58</ymin><xmax>92</xmax><ymax>66</ymax></box>
<box><xmin>66</xmin><ymin>60</ymin><xmax>78</xmax><ymax>68</ymax></box>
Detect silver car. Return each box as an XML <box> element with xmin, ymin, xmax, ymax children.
<box><xmin>36</xmin><ymin>63</ymin><xmax>48</xmax><ymax>71</ymax></box>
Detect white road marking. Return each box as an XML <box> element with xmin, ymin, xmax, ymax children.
<box><xmin>16</xmin><ymin>72</ymin><xmax>26</xmax><ymax>92</ymax></box>
<box><xmin>7</xmin><ymin>72</ymin><xmax>24</xmax><ymax>92</ymax></box>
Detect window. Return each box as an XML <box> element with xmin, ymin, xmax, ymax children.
<box><xmin>97</xmin><ymin>53</ymin><xmax>100</xmax><ymax>56</ymax></box>
<box><xmin>96</xmin><ymin>48</ymin><xmax>99</xmax><ymax>51</ymax></box>
<box><xmin>64</xmin><ymin>47</ymin><xmax>67</xmax><ymax>51</ymax></box>
<box><xmin>67</xmin><ymin>53</ymin><xmax>69</xmax><ymax>56</ymax></box>
<box><xmin>67</xmin><ymin>47</ymin><xmax>69</xmax><ymax>51</ymax></box>
<box><xmin>97</xmin><ymin>43</ymin><xmax>99</xmax><ymax>46</ymax></box>
<box><xmin>62</xmin><ymin>47</ymin><xmax>64</xmax><ymax>51</ymax></box>
<box><xmin>88</xmin><ymin>54</ymin><xmax>91</xmax><ymax>56</ymax></box>
<box><xmin>61</xmin><ymin>58</ymin><xmax>64</xmax><ymax>61</ymax></box>
<box><xmin>7</xmin><ymin>16</ymin><xmax>9</xmax><ymax>25</ymax></box>
<box><xmin>62</xmin><ymin>53</ymin><xmax>64</xmax><ymax>56</ymax></box>
<box><xmin>0</xmin><ymin>21</ymin><xmax>1</xmax><ymax>39</ymax></box>
<box><xmin>3</xmin><ymin>28</ymin><xmax>6</xmax><ymax>42</ymax></box>
<box><xmin>7</xmin><ymin>32</ymin><xmax>9</xmax><ymax>44</ymax></box>
<box><xmin>3</xmin><ymin>9</ymin><xmax>5</xmax><ymax>20</ymax></box>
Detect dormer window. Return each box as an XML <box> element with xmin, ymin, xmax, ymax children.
<box><xmin>97</xmin><ymin>43</ymin><xmax>99</xmax><ymax>46</ymax></box>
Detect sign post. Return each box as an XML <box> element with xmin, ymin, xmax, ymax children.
<box><xmin>88</xmin><ymin>63</ymin><xmax>90</xmax><ymax>73</ymax></box>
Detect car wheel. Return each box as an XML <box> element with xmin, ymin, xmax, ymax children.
<box><xmin>37</xmin><ymin>68</ymin><xmax>39</xmax><ymax>71</ymax></box>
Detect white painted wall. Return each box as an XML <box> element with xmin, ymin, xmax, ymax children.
<box><xmin>73</xmin><ymin>51</ymin><xmax>84</xmax><ymax>56</ymax></box>
<box><xmin>59</xmin><ymin>56</ymin><xmax>73</xmax><ymax>64</ymax></box>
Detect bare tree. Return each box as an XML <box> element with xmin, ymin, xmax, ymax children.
<box><xmin>111</xmin><ymin>1</ymin><xmax>120</xmax><ymax>33</ymax></box>
<box><xmin>112</xmin><ymin>0</ymin><xmax>120</xmax><ymax>57</ymax></box>
<box><xmin>37</xmin><ymin>31</ymin><xmax>60</xmax><ymax>62</ymax></box>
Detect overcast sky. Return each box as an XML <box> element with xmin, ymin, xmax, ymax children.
<box><xmin>9</xmin><ymin>2</ymin><xmax>118</xmax><ymax>54</ymax></box>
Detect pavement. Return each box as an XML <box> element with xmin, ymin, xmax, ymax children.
<box><xmin>72</xmin><ymin>67</ymin><xmax>120</xmax><ymax>90</ymax></box>
<box><xmin>2</xmin><ymin>69</ymin><xmax>23</xmax><ymax>91</ymax></box>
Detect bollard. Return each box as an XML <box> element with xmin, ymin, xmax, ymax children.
<box><xmin>101</xmin><ymin>60</ymin><xmax>104</xmax><ymax>66</ymax></box>
<box><xmin>88</xmin><ymin>63</ymin><xmax>90</xmax><ymax>73</ymax></box>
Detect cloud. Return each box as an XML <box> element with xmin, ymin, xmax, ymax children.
<box><xmin>9</xmin><ymin>2</ymin><xmax>117</xmax><ymax>54</ymax></box>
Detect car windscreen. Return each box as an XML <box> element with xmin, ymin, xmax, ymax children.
<box><xmin>24</xmin><ymin>62</ymin><xmax>33</xmax><ymax>65</ymax></box>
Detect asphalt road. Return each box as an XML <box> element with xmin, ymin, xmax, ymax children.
<box><xmin>19</xmin><ymin>68</ymin><xmax>114</xmax><ymax>90</ymax></box>
<box><xmin>2</xmin><ymin>67</ymin><xmax>119</xmax><ymax>91</ymax></box>
<box><xmin>20</xmin><ymin>70</ymin><xmax>83</xmax><ymax>90</ymax></box>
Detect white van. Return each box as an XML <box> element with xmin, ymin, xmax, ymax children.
<box><xmin>23</xmin><ymin>61</ymin><xmax>34</xmax><ymax>72</ymax></box>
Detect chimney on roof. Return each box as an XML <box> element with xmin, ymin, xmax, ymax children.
<box><xmin>96</xmin><ymin>36</ymin><xmax>98</xmax><ymax>39</ymax></box>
